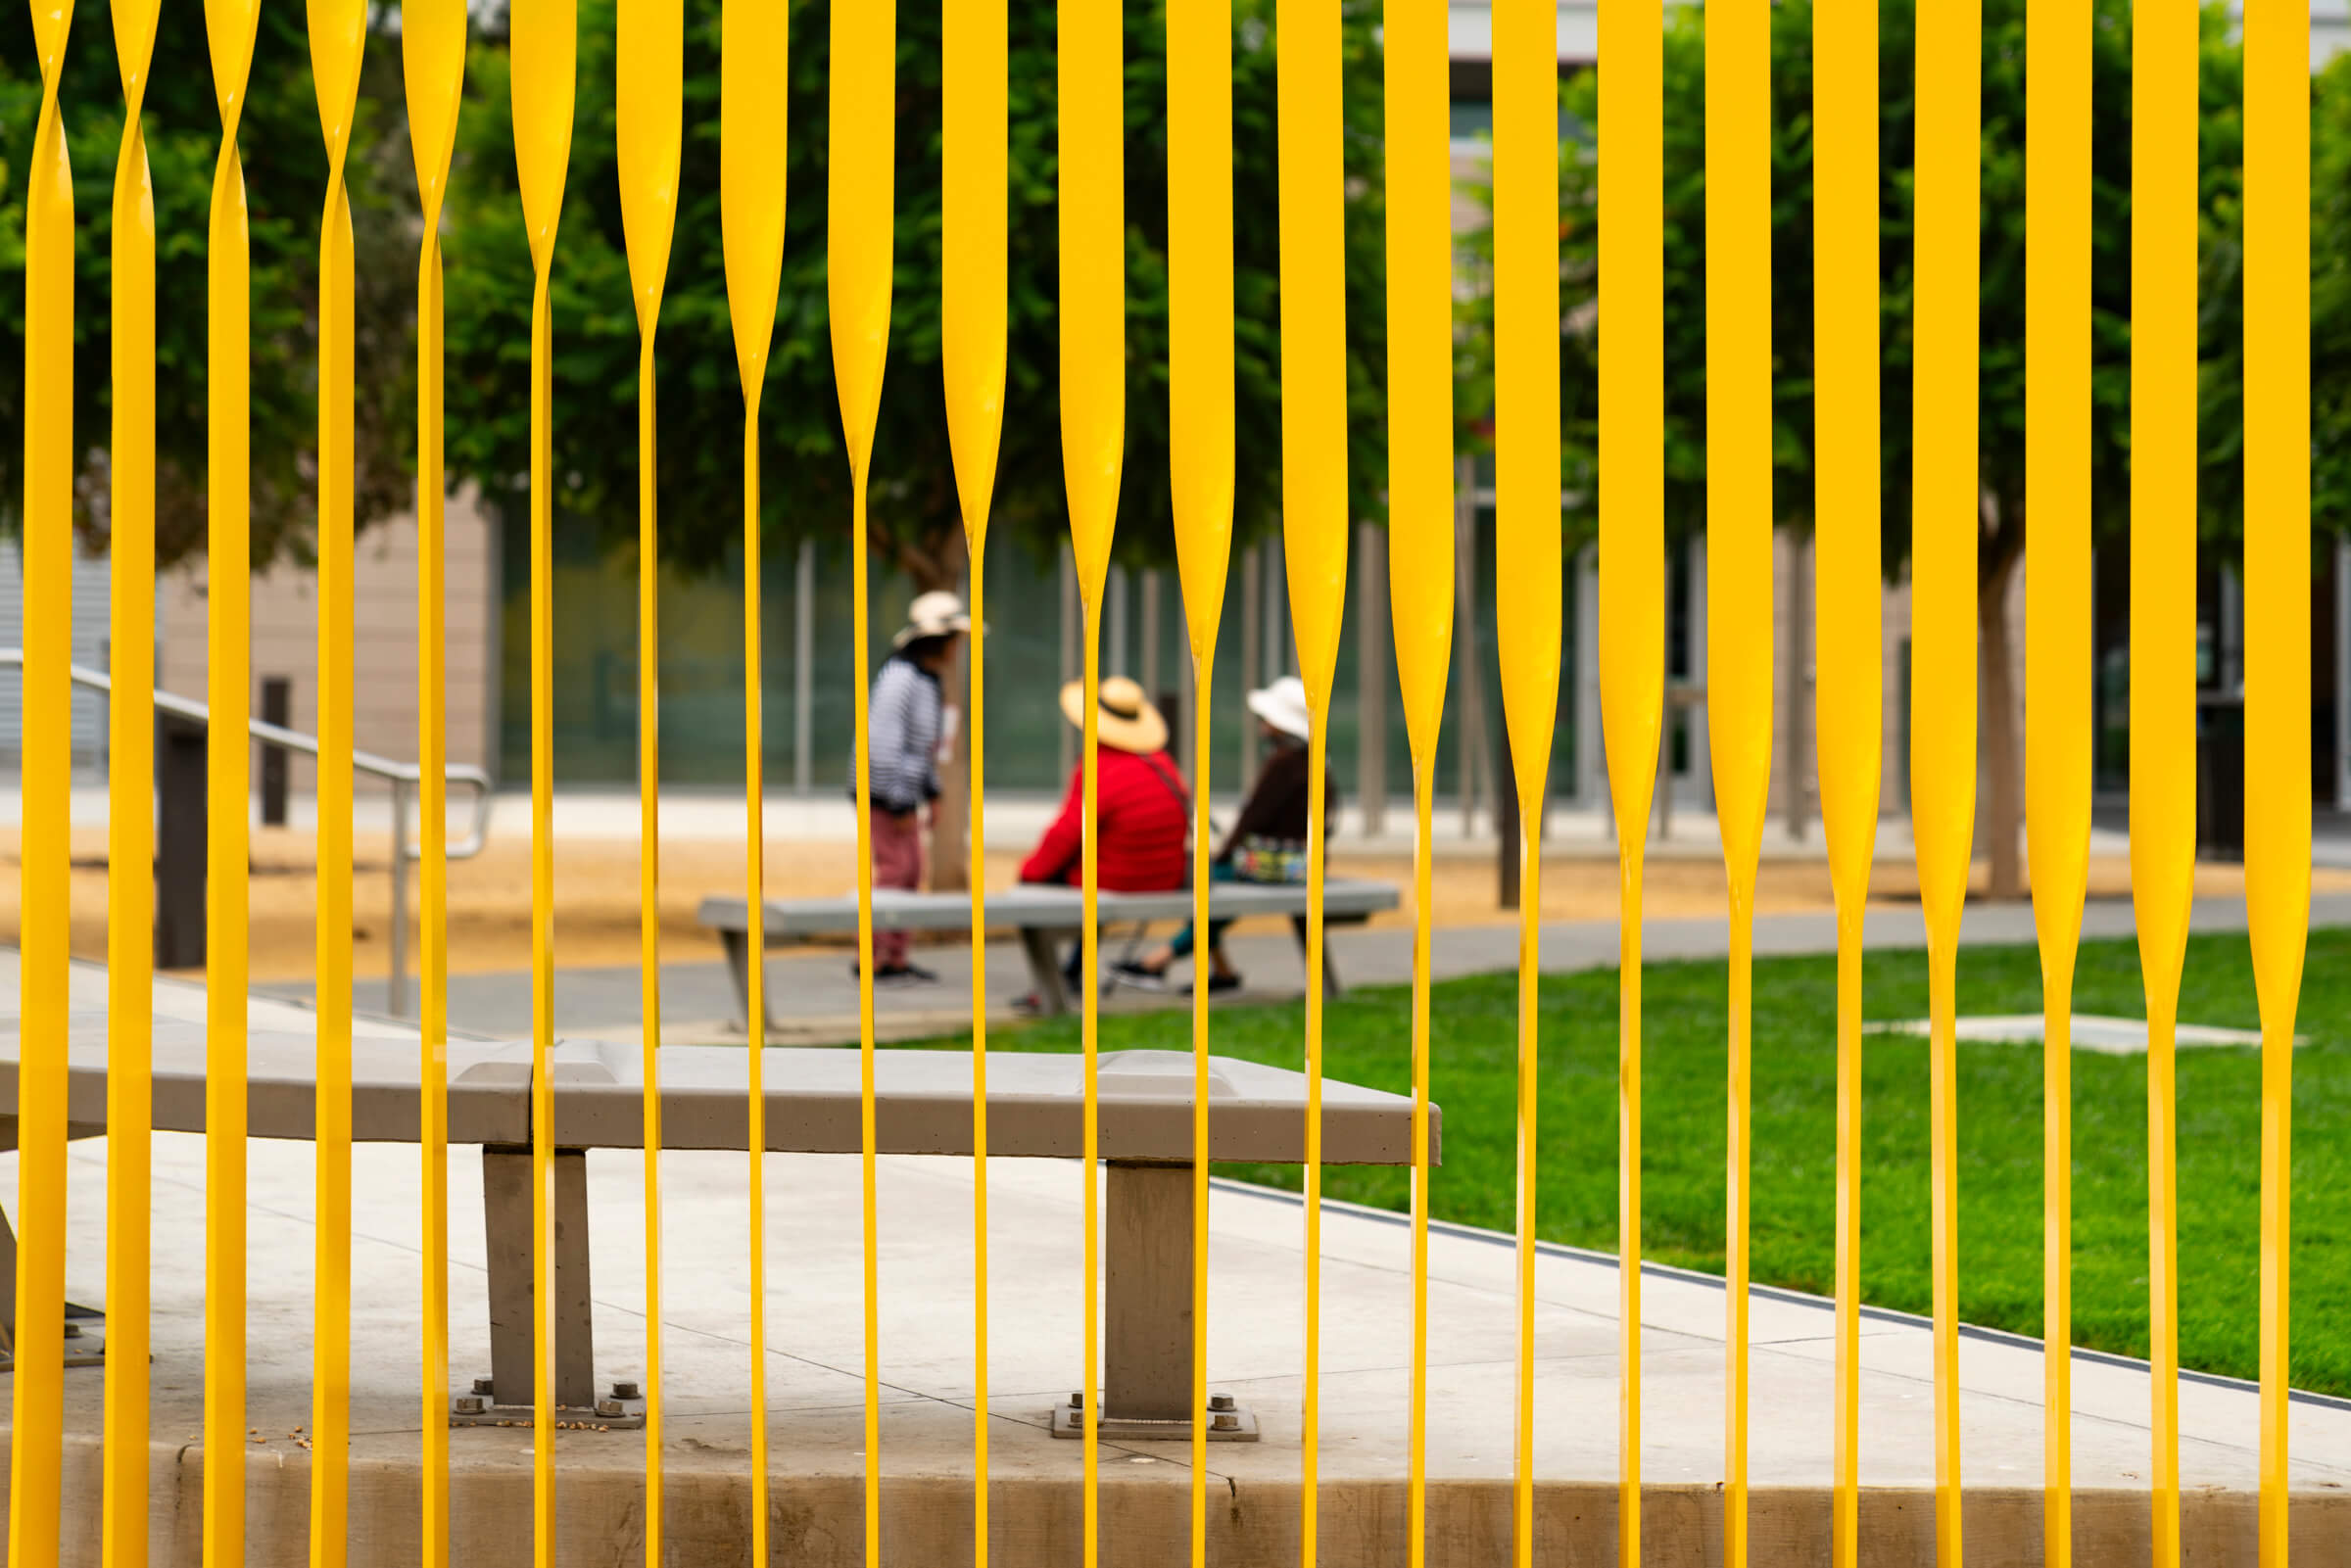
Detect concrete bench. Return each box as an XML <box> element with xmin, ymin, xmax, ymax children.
<box><xmin>697</xmin><ymin>878</ymin><xmax>1403</xmax><ymax>1027</ymax></box>
<box><xmin>1</xmin><ymin>1012</ymin><xmax>1437</xmax><ymax>1441</ymax></box>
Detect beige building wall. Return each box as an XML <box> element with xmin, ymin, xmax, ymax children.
<box><xmin>160</xmin><ymin>487</ymin><xmax>499</xmax><ymax>800</ymax></box>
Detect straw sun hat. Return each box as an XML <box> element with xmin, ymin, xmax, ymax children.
<box><xmin>891</xmin><ymin>590</ymin><xmax>975</xmax><ymax>648</ymax></box>
<box><xmin>1245</xmin><ymin>675</ymin><xmax>1313</xmax><ymax>741</ymax></box>
<box><xmin>1058</xmin><ymin>676</ymin><xmax>1170</xmax><ymax>755</ymax></box>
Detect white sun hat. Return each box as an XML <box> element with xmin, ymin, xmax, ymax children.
<box><xmin>892</xmin><ymin>590</ymin><xmax>975</xmax><ymax>648</ymax></box>
<box><xmin>1246</xmin><ymin>675</ymin><xmax>1313</xmax><ymax>741</ymax></box>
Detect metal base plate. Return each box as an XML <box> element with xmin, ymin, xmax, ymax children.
<box><xmin>0</xmin><ymin>1304</ymin><xmax>108</xmax><ymax>1373</ymax></box>
<box><xmin>1048</xmin><ymin>1396</ymin><xmax>1259</xmax><ymax>1443</ymax></box>
<box><xmin>450</xmin><ymin>1392</ymin><xmax>647</xmax><ymax>1431</ymax></box>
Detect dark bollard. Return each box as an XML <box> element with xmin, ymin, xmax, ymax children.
<box><xmin>260</xmin><ymin>676</ymin><xmax>291</xmax><ymax>826</ymax></box>
<box><xmin>156</xmin><ymin>711</ymin><xmax>206</xmax><ymax>969</ymax></box>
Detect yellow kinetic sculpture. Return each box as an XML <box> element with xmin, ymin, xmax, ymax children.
<box><xmin>1275</xmin><ymin>0</ymin><xmax>1349</xmax><ymax>1559</ymax></box>
<box><xmin>722</xmin><ymin>3</ymin><xmax>789</xmax><ymax>1559</ymax></box>
<box><xmin>103</xmin><ymin>1</ymin><xmax>161</xmax><ymax>1562</ymax></box>
<box><xmin>510</xmin><ymin>0</ymin><xmax>576</xmax><ymax>1554</ymax></box>
<box><xmin>2242</xmin><ymin>4</ymin><xmax>2312</xmax><ymax>1566</ymax></box>
<box><xmin>13</xmin><ymin>2</ymin><xmax>73</xmax><ymax>1563</ymax></box>
<box><xmin>618</xmin><ymin>1</ymin><xmax>683</xmax><ymax>1557</ymax></box>
<box><xmin>1166</xmin><ymin>0</ymin><xmax>1234</xmax><ymax>1558</ymax></box>
<box><xmin>1912</xmin><ymin>5</ymin><xmax>1982</xmax><ymax>1561</ymax></box>
<box><xmin>1058</xmin><ymin>0</ymin><xmax>1124</xmax><ymax>1555</ymax></box>
<box><xmin>1383</xmin><ymin>0</ymin><xmax>1452</xmax><ymax>1562</ymax></box>
<box><xmin>1494</xmin><ymin>1</ymin><xmax>1560</xmax><ymax>1560</ymax></box>
<box><xmin>2024</xmin><ymin>3</ymin><xmax>2090</xmax><ymax>1562</ymax></box>
<box><xmin>203</xmin><ymin>0</ymin><xmax>262</xmax><ymax>1556</ymax></box>
<box><xmin>1704</xmin><ymin>6</ymin><xmax>1773</xmax><ymax>1566</ymax></box>
<box><xmin>1598</xmin><ymin>0</ymin><xmax>1666</xmax><ymax>1558</ymax></box>
<box><xmin>308</xmin><ymin>2</ymin><xmax>367</xmax><ymax>1560</ymax></box>
<box><xmin>827</xmin><ymin>0</ymin><xmax>894</xmax><ymax>1554</ymax></box>
<box><xmin>1811</xmin><ymin>6</ymin><xmax>1882</xmax><ymax>1564</ymax></box>
<box><xmin>2133</xmin><ymin>8</ymin><xmax>2195</xmax><ymax>1564</ymax></box>
<box><xmin>402</xmin><ymin>4</ymin><xmax>465</xmax><ymax>1558</ymax></box>
<box><xmin>942</xmin><ymin>0</ymin><xmax>1008</xmax><ymax>1550</ymax></box>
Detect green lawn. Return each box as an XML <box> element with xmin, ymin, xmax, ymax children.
<box><xmin>921</xmin><ymin>926</ymin><xmax>2351</xmax><ymax>1396</ymax></box>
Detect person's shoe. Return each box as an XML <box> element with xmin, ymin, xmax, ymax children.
<box><xmin>1013</xmin><ymin>992</ymin><xmax>1047</xmax><ymax>1017</ymax></box>
<box><xmin>1201</xmin><ymin>972</ymin><xmax>1242</xmax><ymax>995</ymax></box>
<box><xmin>1112</xmin><ymin>960</ymin><xmax>1168</xmax><ymax>992</ymax></box>
<box><xmin>871</xmin><ymin>963</ymin><xmax>939</xmax><ymax>987</ymax></box>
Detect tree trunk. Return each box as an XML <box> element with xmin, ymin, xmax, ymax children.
<box><xmin>1978</xmin><ymin>520</ymin><xmax>2027</xmax><ymax>901</ymax></box>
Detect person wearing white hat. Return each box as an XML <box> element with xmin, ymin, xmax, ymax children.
<box><xmin>860</xmin><ymin>591</ymin><xmax>972</xmax><ymax>984</ymax></box>
<box><xmin>1114</xmin><ymin>674</ymin><xmax>1335</xmax><ymax>994</ymax></box>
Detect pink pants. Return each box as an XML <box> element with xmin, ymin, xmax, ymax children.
<box><xmin>873</xmin><ymin>809</ymin><xmax>925</xmax><ymax>968</ymax></box>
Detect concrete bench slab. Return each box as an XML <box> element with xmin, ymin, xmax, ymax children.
<box><xmin>696</xmin><ymin>879</ymin><xmax>1403</xmax><ymax>1023</ymax></box>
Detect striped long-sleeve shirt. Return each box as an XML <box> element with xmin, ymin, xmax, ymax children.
<box><xmin>866</xmin><ymin>653</ymin><xmax>944</xmax><ymax>815</ymax></box>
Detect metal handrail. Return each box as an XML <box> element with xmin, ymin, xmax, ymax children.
<box><xmin>0</xmin><ymin>647</ymin><xmax>495</xmax><ymax>1016</ymax></box>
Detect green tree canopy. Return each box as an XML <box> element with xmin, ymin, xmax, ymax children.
<box><xmin>0</xmin><ymin>5</ymin><xmax>414</xmax><ymax>568</ymax></box>
<box><xmin>441</xmin><ymin>0</ymin><xmax>1395</xmax><ymax>592</ymax></box>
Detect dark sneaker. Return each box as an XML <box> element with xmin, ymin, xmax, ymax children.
<box><xmin>1203</xmin><ymin>972</ymin><xmax>1242</xmax><ymax>995</ymax></box>
<box><xmin>872</xmin><ymin>963</ymin><xmax>938</xmax><ymax>987</ymax></box>
<box><xmin>1112</xmin><ymin>960</ymin><xmax>1168</xmax><ymax>992</ymax></box>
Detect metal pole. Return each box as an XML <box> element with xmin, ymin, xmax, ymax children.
<box><xmin>1456</xmin><ymin>457</ymin><xmax>1482</xmax><ymax>836</ymax></box>
<box><xmin>1239</xmin><ymin>544</ymin><xmax>1262</xmax><ymax>792</ymax></box>
<box><xmin>1060</xmin><ymin>543</ymin><xmax>1079</xmax><ymax>780</ymax></box>
<box><xmin>1139</xmin><ymin>568</ymin><xmax>1162</xmax><ymax>708</ymax></box>
<box><xmin>794</xmin><ymin>537</ymin><xmax>814</xmax><ymax>795</ymax></box>
<box><xmin>1357</xmin><ymin>520</ymin><xmax>1388</xmax><ymax>836</ymax></box>
<box><xmin>389</xmin><ymin>775</ymin><xmax>412</xmax><ymax>1018</ymax></box>
<box><xmin>1107</xmin><ymin>564</ymin><xmax>1129</xmax><ymax>679</ymax></box>
<box><xmin>1785</xmin><ymin>530</ymin><xmax>1810</xmax><ymax>843</ymax></box>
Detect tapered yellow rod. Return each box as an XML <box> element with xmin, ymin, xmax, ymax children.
<box><xmin>1494</xmin><ymin>2</ymin><xmax>1561</xmax><ymax>1561</ymax></box>
<box><xmin>307</xmin><ymin>5</ymin><xmax>366</xmax><ymax>1561</ymax></box>
<box><xmin>1275</xmin><ymin>0</ymin><xmax>1349</xmax><ymax>1558</ymax></box>
<box><xmin>1597</xmin><ymin>0</ymin><xmax>1666</xmax><ymax>1556</ymax></box>
<box><xmin>13</xmin><ymin>4</ymin><xmax>74</xmax><ymax>1563</ymax></box>
<box><xmin>617</xmin><ymin>2</ymin><xmax>682</xmax><ymax>1554</ymax></box>
<box><xmin>942</xmin><ymin>0</ymin><xmax>1008</xmax><ymax>1551</ymax></box>
<box><xmin>2024</xmin><ymin>2</ymin><xmax>2090</xmax><ymax>1562</ymax></box>
<box><xmin>1811</xmin><ymin>6</ymin><xmax>1882</xmax><ymax>1563</ymax></box>
<box><xmin>828</xmin><ymin>0</ymin><xmax>894</xmax><ymax>1555</ymax></box>
<box><xmin>2242</xmin><ymin>5</ymin><xmax>2311</xmax><ymax>1565</ymax></box>
<box><xmin>1167</xmin><ymin>0</ymin><xmax>1235</xmax><ymax>1553</ymax></box>
<box><xmin>510</xmin><ymin>2</ymin><xmax>576</xmax><ymax>1556</ymax></box>
<box><xmin>722</xmin><ymin>2</ymin><xmax>789</xmax><ymax>1556</ymax></box>
<box><xmin>402</xmin><ymin>5</ymin><xmax>464</xmax><ymax>1559</ymax></box>
<box><xmin>103</xmin><ymin>3</ymin><xmax>160</xmax><ymax>1563</ymax></box>
<box><xmin>1703</xmin><ymin>5</ymin><xmax>1772</xmax><ymax>1564</ymax></box>
<box><xmin>201</xmin><ymin>0</ymin><xmax>260</xmax><ymax>1556</ymax></box>
<box><xmin>2131</xmin><ymin>8</ymin><xmax>2195</xmax><ymax>1562</ymax></box>
<box><xmin>1912</xmin><ymin>5</ymin><xmax>1981</xmax><ymax>1560</ymax></box>
<box><xmin>1382</xmin><ymin>0</ymin><xmax>1452</xmax><ymax>1561</ymax></box>
<box><xmin>1059</xmin><ymin>0</ymin><xmax>1124</xmax><ymax>1556</ymax></box>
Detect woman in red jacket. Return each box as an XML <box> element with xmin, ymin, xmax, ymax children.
<box><xmin>1019</xmin><ymin>676</ymin><xmax>1189</xmax><ymax>999</ymax></box>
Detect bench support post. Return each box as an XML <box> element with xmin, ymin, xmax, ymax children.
<box><xmin>1050</xmin><ymin>1161</ymin><xmax>1258</xmax><ymax>1441</ymax></box>
<box><xmin>1290</xmin><ymin>914</ymin><xmax>1346</xmax><ymax>999</ymax></box>
<box><xmin>1018</xmin><ymin>927</ymin><xmax>1073</xmax><ymax>1017</ymax></box>
<box><xmin>464</xmin><ymin>1144</ymin><xmax>641</xmax><ymax>1425</ymax></box>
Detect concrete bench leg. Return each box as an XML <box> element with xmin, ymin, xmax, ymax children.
<box><xmin>1018</xmin><ymin>926</ymin><xmax>1073</xmax><ymax>1016</ymax></box>
<box><xmin>468</xmin><ymin>1145</ymin><xmax>629</xmax><ymax>1422</ymax></box>
<box><xmin>721</xmin><ymin>928</ymin><xmax>778</xmax><ymax>1035</ymax></box>
<box><xmin>1290</xmin><ymin>914</ymin><xmax>1346</xmax><ymax>999</ymax></box>
<box><xmin>1050</xmin><ymin>1161</ymin><xmax>1257</xmax><ymax>1441</ymax></box>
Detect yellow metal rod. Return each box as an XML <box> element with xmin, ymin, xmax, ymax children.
<box><xmin>308</xmin><ymin>6</ymin><xmax>365</xmax><ymax>1560</ymax></box>
<box><xmin>2132</xmin><ymin>5</ymin><xmax>2195</xmax><ymax>1560</ymax></box>
<box><xmin>202</xmin><ymin>0</ymin><xmax>261</xmax><ymax>1554</ymax></box>
<box><xmin>1811</xmin><ymin>5</ymin><xmax>1882</xmax><ymax>1562</ymax></box>
<box><xmin>1274</xmin><ymin>0</ymin><xmax>1350</xmax><ymax>1556</ymax></box>
<box><xmin>718</xmin><ymin>0</ymin><xmax>790</xmax><ymax>1549</ymax></box>
<box><xmin>2024</xmin><ymin>2</ymin><xmax>2089</xmax><ymax>1561</ymax></box>
<box><xmin>1494</xmin><ymin>1</ymin><xmax>1563</xmax><ymax>1558</ymax></box>
<box><xmin>1703</xmin><ymin>7</ymin><xmax>1772</xmax><ymax>1565</ymax></box>
<box><xmin>616</xmin><ymin>3</ymin><xmax>681</xmax><ymax>1550</ymax></box>
<box><xmin>402</xmin><ymin>9</ymin><xmax>464</xmax><ymax>1559</ymax></box>
<box><xmin>2242</xmin><ymin>4</ymin><xmax>2312</xmax><ymax>1565</ymax></box>
<box><xmin>1081</xmin><ymin>629</ymin><xmax>1102</xmax><ymax>1560</ymax></box>
<box><xmin>104</xmin><ymin>4</ymin><xmax>160</xmax><ymax>1562</ymax></box>
<box><xmin>1913</xmin><ymin>2</ymin><xmax>1981</xmax><ymax>1559</ymax></box>
<box><xmin>1597</xmin><ymin>0</ymin><xmax>1666</xmax><ymax>1551</ymax></box>
<box><xmin>1166</xmin><ymin>0</ymin><xmax>1234</xmax><ymax>1552</ymax></box>
<box><xmin>510</xmin><ymin>4</ymin><xmax>575</xmax><ymax>1555</ymax></box>
<box><xmin>1380</xmin><ymin>0</ymin><xmax>1454</xmax><ymax>1560</ymax></box>
<box><xmin>14</xmin><ymin>3</ymin><xmax>74</xmax><ymax>1561</ymax></box>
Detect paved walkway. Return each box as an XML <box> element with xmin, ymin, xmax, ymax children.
<box><xmin>258</xmin><ymin>891</ymin><xmax>2351</xmax><ymax>1047</ymax></box>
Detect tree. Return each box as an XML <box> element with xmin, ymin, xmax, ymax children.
<box><xmin>1510</xmin><ymin>0</ymin><xmax>2266</xmax><ymax>899</ymax></box>
<box><xmin>437</xmin><ymin>0</ymin><xmax>1395</xmax><ymax>594</ymax></box>
<box><xmin>0</xmin><ymin>5</ymin><xmax>414</xmax><ymax>567</ymax></box>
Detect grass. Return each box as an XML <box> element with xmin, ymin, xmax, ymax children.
<box><xmin>918</xmin><ymin>926</ymin><xmax>2351</xmax><ymax>1397</ymax></box>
